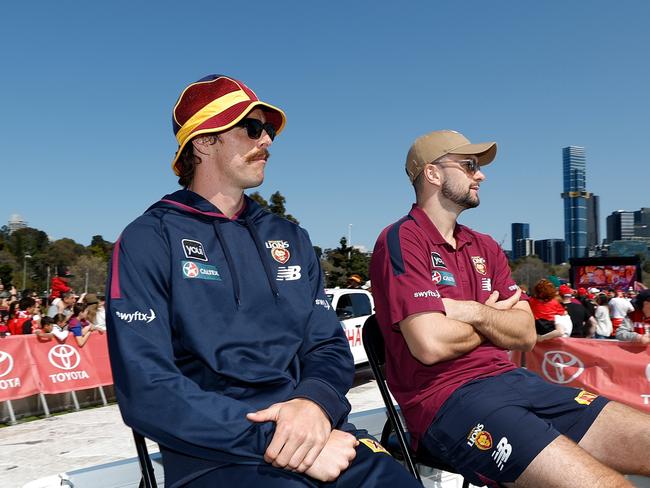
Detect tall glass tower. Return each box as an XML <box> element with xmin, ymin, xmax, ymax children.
<box><xmin>562</xmin><ymin>146</ymin><xmax>588</xmax><ymax>259</ymax></box>
<box><xmin>511</xmin><ymin>223</ymin><xmax>530</xmax><ymax>260</ymax></box>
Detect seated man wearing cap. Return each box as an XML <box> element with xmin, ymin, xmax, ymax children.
<box><xmin>106</xmin><ymin>75</ymin><xmax>419</xmax><ymax>488</ymax></box>
<box><xmin>370</xmin><ymin>130</ymin><xmax>650</xmax><ymax>487</ymax></box>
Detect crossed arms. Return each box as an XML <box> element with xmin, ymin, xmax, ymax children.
<box><xmin>400</xmin><ymin>289</ymin><xmax>536</xmax><ymax>365</ymax></box>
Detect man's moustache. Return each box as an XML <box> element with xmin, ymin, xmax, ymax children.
<box><xmin>247</xmin><ymin>149</ymin><xmax>270</xmax><ymax>162</ymax></box>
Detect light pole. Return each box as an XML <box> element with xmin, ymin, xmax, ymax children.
<box><xmin>22</xmin><ymin>254</ymin><xmax>32</xmax><ymax>290</ymax></box>
<box><xmin>347</xmin><ymin>224</ymin><xmax>353</xmax><ymax>260</ymax></box>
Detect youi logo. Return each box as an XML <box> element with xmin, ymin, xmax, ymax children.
<box><xmin>182</xmin><ymin>239</ymin><xmax>208</xmax><ymax>261</ymax></box>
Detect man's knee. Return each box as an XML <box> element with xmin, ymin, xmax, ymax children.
<box><xmin>513</xmin><ymin>435</ymin><xmax>632</xmax><ymax>488</ymax></box>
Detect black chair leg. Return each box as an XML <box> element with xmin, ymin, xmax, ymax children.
<box><xmin>133</xmin><ymin>430</ymin><xmax>158</xmax><ymax>488</ymax></box>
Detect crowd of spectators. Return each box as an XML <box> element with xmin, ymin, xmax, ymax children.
<box><xmin>528</xmin><ymin>279</ymin><xmax>650</xmax><ymax>345</ymax></box>
<box><xmin>0</xmin><ymin>278</ymin><xmax>105</xmax><ymax>347</ymax></box>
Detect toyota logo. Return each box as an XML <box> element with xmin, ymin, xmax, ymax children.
<box><xmin>183</xmin><ymin>261</ymin><xmax>199</xmax><ymax>278</ymax></box>
<box><xmin>48</xmin><ymin>344</ymin><xmax>81</xmax><ymax>370</ymax></box>
<box><xmin>541</xmin><ymin>351</ymin><xmax>584</xmax><ymax>384</ymax></box>
<box><xmin>0</xmin><ymin>350</ymin><xmax>14</xmax><ymax>378</ymax></box>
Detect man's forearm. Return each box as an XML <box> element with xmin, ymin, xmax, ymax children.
<box><xmin>400</xmin><ymin>312</ymin><xmax>485</xmax><ymax>365</ymax></box>
<box><xmin>443</xmin><ymin>299</ymin><xmax>535</xmax><ymax>351</ymax></box>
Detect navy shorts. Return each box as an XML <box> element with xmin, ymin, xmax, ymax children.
<box><xmin>420</xmin><ymin>368</ymin><xmax>609</xmax><ymax>487</ymax></box>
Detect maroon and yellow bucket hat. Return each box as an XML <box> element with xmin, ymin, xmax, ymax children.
<box><xmin>171</xmin><ymin>74</ymin><xmax>287</xmax><ymax>175</ymax></box>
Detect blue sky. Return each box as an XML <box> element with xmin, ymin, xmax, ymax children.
<box><xmin>2</xmin><ymin>1</ymin><xmax>648</xmax><ymax>252</ymax></box>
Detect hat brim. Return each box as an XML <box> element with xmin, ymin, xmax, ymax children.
<box><xmin>448</xmin><ymin>142</ymin><xmax>497</xmax><ymax>167</ymax></box>
<box><xmin>172</xmin><ymin>100</ymin><xmax>286</xmax><ymax>176</ymax></box>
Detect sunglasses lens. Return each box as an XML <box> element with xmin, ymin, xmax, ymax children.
<box><xmin>461</xmin><ymin>160</ymin><xmax>479</xmax><ymax>174</ymax></box>
<box><xmin>244</xmin><ymin>119</ymin><xmax>263</xmax><ymax>139</ymax></box>
<box><xmin>264</xmin><ymin>123</ymin><xmax>276</xmax><ymax>141</ymax></box>
<box><xmin>241</xmin><ymin>119</ymin><xmax>276</xmax><ymax>141</ymax></box>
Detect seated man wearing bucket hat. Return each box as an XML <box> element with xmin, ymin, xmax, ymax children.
<box><xmin>370</xmin><ymin>130</ymin><xmax>650</xmax><ymax>488</ymax></box>
<box><xmin>106</xmin><ymin>75</ymin><xmax>419</xmax><ymax>487</ymax></box>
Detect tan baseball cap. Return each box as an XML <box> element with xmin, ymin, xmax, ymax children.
<box><xmin>405</xmin><ymin>130</ymin><xmax>497</xmax><ymax>183</ymax></box>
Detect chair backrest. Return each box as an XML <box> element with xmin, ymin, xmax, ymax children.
<box><xmin>362</xmin><ymin>315</ymin><xmax>421</xmax><ymax>480</ymax></box>
<box><xmin>132</xmin><ymin>430</ymin><xmax>158</xmax><ymax>488</ymax></box>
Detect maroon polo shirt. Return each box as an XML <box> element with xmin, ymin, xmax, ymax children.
<box><xmin>370</xmin><ymin>205</ymin><xmax>522</xmax><ymax>448</ymax></box>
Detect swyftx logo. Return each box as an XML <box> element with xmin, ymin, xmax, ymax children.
<box><xmin>115</xmin><ymin>309</ymin><xmax>157</xmax><ymax>324</ymax></box>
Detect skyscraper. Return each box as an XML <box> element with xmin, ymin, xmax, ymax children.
<box><xmin>562</xmin><ymin>146</ymin><xmax>589</xmax><ymax>259</ymax></box>
<box><xmin>607</xmin><ymin>210</ymin><xmax>635</xmax><ymax>242</ymax></box>
<box><xmin>511</xmin><ymin>223</ymin><xmax>530</xmax><ymax>260</ymax></box>
<box><xmin>586</xmin><ymin>194</ymin><xmax>600</xmax><ymax>248</ymax></box>
<box><xmin>534</xmin><ymin>239</ymin><xmax>566</xmax><ymax>265</ymax></box>
<box><xmin>634</xmin><ymin>208</ymin><xmax>650</xmax><ymax>239</ymax></box>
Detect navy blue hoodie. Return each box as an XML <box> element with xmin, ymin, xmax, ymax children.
<box><xmin>106</xmin><ymin>189</ymin><xmax>354</xmax><ymax>486</ymax></box>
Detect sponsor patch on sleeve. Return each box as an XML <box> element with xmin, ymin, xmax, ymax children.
<box><xmin>358</xmin><ymin>438</ymin><xmax>390</xmax><ymax>455</ymax></box>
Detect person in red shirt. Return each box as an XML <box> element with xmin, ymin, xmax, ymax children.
<box><xmin>370</xmin><ymin>130</ymin><xmax>650</xmax><ymax>487</ymax></box>
<box><xmin>49</xmin><ymin>270</ymin><xmax>73</xmax><ymax>300</ymax></box>
<box><xmin>528</xmin><ymin>279</ymin><xmax>567</xmax><ymax>340</ymax></box>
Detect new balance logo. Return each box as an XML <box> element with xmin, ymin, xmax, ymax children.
<box><xmin>492</xmin><ymin>437</ymin><xmax>512</xmax><ymax>471</ymax></box>
<box><xmin>277</xmin><ymin>266</ymin><xmax>302</xmax><ymax>281</ymax></box>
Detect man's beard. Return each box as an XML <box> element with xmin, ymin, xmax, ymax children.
<box><xmin>441</xmin><ymin>180</ymin><xmax>480</xmax><ymax>209</ymax></box>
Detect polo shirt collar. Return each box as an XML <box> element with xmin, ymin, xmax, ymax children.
<box><xmin>408</xmin><ymin>204</ymin><xmax>473</xmax><ymax>250</ymax></box>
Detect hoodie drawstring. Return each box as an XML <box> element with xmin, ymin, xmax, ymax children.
<box><xmin>212</xmin><ymin>220</ymin><xmax>242</xmax><ymax>306</ymax></box>
<box><xmin>245</xmin><ymin>216</ymin><xmax>280</xmax><ymax>298</ymax></box>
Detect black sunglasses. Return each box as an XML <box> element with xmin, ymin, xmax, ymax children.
<box><xmin>236</xmin><ymin>118</ymin><xmax>276</xmax><ymax>141</ymax></box>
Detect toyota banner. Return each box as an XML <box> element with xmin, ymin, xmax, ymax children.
<box><xmin>0</xmin><ymin>334</ymin><xmax>113</xmax><ymax>402</ymax></box>
<box><xmin>523</xmin><ymin>338</ymin><xmax>650</xmax><ymax>413</ymax></box>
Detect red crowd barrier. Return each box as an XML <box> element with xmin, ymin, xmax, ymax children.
<box><xmin>521</xmin><ymin>338</ymin><xmax>650</xmax><ymax>413</ymax></box>
<box><xmin>3</xmin><ymin>334</ymin><xmax>649</xmax><ymax>413</ymax></box>
<box><xmin>0</xmin><ymin>333</ymin><xmax>113</xmax><ymax>402</ymax></box>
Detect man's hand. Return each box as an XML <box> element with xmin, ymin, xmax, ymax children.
<box><xmin>246</xmin><ymin>398</ymin><xmax>331</xmax><ymax>471</ymax></box>
<box><xmin>304</xmin><ymin>430</ymin><xmax>358</xmax><ymax>482</ymax></box>
<box><xmin>484</xmin><ymin>288</ymin><xmax>521</xmax><ymax>310</ymax></box>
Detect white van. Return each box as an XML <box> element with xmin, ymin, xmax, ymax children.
<box><xmin>324</xmin><ymin>288</ymin><xmax>374</xmax><ymax>365</ymax></box>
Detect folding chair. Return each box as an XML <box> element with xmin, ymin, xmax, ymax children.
<box><xmin>362</xmin><ymin>315</ymin><xmax>469</xmax><ymax>487</ymax></box>
<box><xmin>132</xmin><ymin>429</ymin><xmax>158</xmax><ymax>488</ymax></box>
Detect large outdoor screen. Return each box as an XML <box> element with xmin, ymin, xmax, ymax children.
<box><xmin>573</xmin><ymin>264</ymin><xmax>638</xmax><ymax>290</ymax></box>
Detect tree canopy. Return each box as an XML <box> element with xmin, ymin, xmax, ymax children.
<box><xmin>0</xmin><ymin>226</ymin><xmax>113</xmax><ymax>294</ymax></box>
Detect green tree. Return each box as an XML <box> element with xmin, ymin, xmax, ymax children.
<box><xmin>69</xmin><ymin>255</ymin><xmax>109</xmax><ymax>294</ymax></box>
<box><xmin>249</xmin><ymin>192</ymin><xmax>268</xmax><ymax>209</ymax></box>
<box><xmin>46</xmin><ymin>238</ymin><xmax>87</xmax><ymax>273</ymax></box>
<box><xmin>88</xmin><ymin>235</ymin><xmax>114</xmax><ymax>262</ymax></box>
<box><xmin>0</xmin><ymin>264</ymin><xmax>14</xmax><ymax>288</ymax></box>
<box><xmin>248</xmin><ymin>191</ymin><xmax>299</xmax><ymax>224</ymax></box>
<box><xmin>6</xmin><ymin>227</ymin><xmax>49</xmax><ymax>260</ymax></box>
<box><xmin>510</xmin><ymin>255</ymin><xmax>554</xmax><ymax>291</ymax></box>
<box><xmin>322</xmin><ymin>237</ymin><xmax>371</xmax><ymax>288</ymax></box>
<box><xmin>0</xmin><ymin>225</ymin><xmax>10</xmax><ymax>252</ymax></box>
<box><xmin>269</xmin><ymin>192</ymin><xmax>298</xmax><ymax>224</ymax></box>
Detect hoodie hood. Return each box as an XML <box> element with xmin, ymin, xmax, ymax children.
<box><xmin>148</xmin><ymin>189</ymin><xmax>267</xmax><ymax>223</ymax></box>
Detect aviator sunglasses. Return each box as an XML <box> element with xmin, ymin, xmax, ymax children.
<box><xmin>431</xmin><ymin>158</ymin><xmax>480</xmax><ymax>175</ymax></box>
<box><xmin>236</xmin><ymin>118</ymin><xmax>277</xmax><ymax>141</ymax></box>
